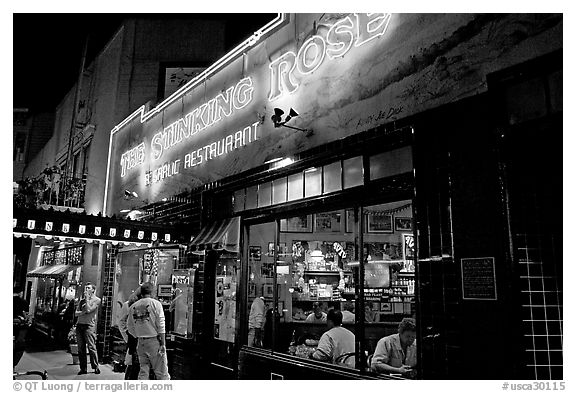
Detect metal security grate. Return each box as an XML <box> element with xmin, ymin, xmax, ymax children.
<box><xmin>516</xmin><ymin>233</ymin><xmax>563</xmax><ymax>379</ymax></box>
<box><xmin>98</xmin><ymin>245</ymin><xmax>119</xmax><ymax>361</ymax></box>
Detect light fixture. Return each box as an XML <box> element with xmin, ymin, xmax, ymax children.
<box><xmin>124</xmin><ymin>189</ymin><xmax>138</xmax><ymax>199</ymax></box>
<box><xmin>271</xmin><ymin>107</ymin><xmax>312</xmax><ymax>135</ymax></box>
<box><xmin>310</xmin><ymin>243</ymin><xmax>323</xmax><ymax>259</ymax></box>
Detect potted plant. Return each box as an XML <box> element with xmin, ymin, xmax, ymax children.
<box><xmin>68</xmin><ymin>326</ymin><xmax>79</xmax><ymax>365</ymax></box>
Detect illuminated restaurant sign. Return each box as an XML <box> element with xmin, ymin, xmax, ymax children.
<box><xmin>107</xmin><ymin>13</ymin><xmax>396</xmax><ymax>214</ymax></box>
<box><xmin>269</xmin><ymin>13</ymin><xmax>391</xmax><ymax>101</ymax></box>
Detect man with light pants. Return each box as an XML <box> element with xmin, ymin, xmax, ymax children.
<box><xmin>127</xmin><ymin>282</ymin><xmax>170</xmax><ymax>380</ymax></box>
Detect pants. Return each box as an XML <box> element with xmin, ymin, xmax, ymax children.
<box><xmin>76</xmin><ymin>324</ymin><xmax>99</xmax><ymax>371</ymax></box>
<box><xmin>124</xmin><ymin>332</ymin><xmax>140</xmax><ymax>380</ymax></box>
<box><xmin>136</xmin><ymin>337</ymin><xmax>170</xmax><ymax>380</ymax></box>
<box><xmin>248</xmin><ymin>328</ymin><xmax>262</xmax><ymax>347</ymax></box>
<box><xmin>124</xmin><ymin>354</ymin><xmax>141</xmax><ymax>380</ymax></box>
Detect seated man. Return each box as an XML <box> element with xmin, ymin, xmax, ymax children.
<box><xmin>370</xmin><ymin>317</ymin><xmax>417</xmax><ymax>378</ymax></box>
<box><xmin>305</xmin><ymin>301</ymin><xmax>327</xmax><ymax>323</ymax></box>
<box><xmin>310</xmin><ymin>309</ymin><xmax>356</xmax><ymax>368</ymax></box>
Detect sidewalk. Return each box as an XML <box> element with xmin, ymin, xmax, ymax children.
<box><xmin>15</xmin><ymin>349</ymin><xmax>125</xmax><ymax>380</ymax></box>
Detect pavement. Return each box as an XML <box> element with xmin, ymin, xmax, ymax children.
<box><xmin>14</xmin><ymin>349</ymin><xmax>125</xmax><ymax>380</ymax></box>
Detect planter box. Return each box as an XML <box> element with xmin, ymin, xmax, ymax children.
<box><xmin>69</xmin><ymin>344</ymin><xmax>80</xmax><ymax>365</ymax></box>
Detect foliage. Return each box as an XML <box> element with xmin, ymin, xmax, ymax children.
<box><xmin>68</xmin><ymin>325</ymin><xmax>77</xmax><ymax>345</ymax></box>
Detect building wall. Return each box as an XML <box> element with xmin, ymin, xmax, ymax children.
<box><xmin>13</xmin><ymin>110</ymin><xmax>54</xmax><ymax>181</ymax></box>
<box><xmin>105</xmin><ymin>13</ymin><xmax>562</xmax><ymax>216</ymax></box>
<box><xmin>23</xmin><ymin>18</ymin><xmax>227</xmax><ymax>215</ymax></box>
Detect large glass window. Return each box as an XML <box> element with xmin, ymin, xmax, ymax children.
<box><xmin>246</xmin><ymin>222</ymin><xmax>276</xmax><ymax>349</ymax></box>
<box><xmin>361</xmin><ymin>201</ymin><xmax>415</xmax><ymax>374</ymax></box>
<box><xmin>243</xmin><ymin>200</ymin><xmax>416</xmax><ymax>376</ymax></box>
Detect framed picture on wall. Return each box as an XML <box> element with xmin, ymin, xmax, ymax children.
<box><xmin>280</xmin><ymin>215</ymin><xmax>313</xmax><ymax>232</ymax></box>
<box><xmin>263</xmin><ymin>284</ymin><xmax>274</xmax><ymax>298</ymax></box>
<box><xmin>157</xmin><ymin>284</ymin><xmax>172</xmax><ymax>298</ymax></box>
<box><xmin>314</xmin><ymin>211</ymin><xmax>342</xmax><ymax>233</ymax></box>
<box><xmin>249</xmin><ymin>246</ymin><xmax>261</xmax><ymax>261</ymax></box>
<box><xmin>395</xmin><ymin>217</ymin><xmax>413</xmax><ymax>231</ymax></box>
<box><xmin>367</xmin><ymin>214</ymin><xmax>393</xmax><ymax>233</ymax></box>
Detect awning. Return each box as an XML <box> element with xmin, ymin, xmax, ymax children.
<box><xmin>27</xmin><ymin>264</ymin><xmax>79</xmax><ymax>279</ymax></box>
<box><xmin>189</xmin><ymin>217</ymin><xmax>240</xmax><ymax>253</ymax></box>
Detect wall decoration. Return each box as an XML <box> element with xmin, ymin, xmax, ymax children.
<box><xmin>249</xmin><ymin>246</ymin><xmax>262</xmax><ymax>261</ymax></box>
<box><xmin>367</xmin><ymin>214</ymin><xmax>393</xmax><ymax>233</ymax></box>
<box><xmin>280</xmin><ymin>215</ymin><xmax>313</xmax><ymax>232</ymax></box>
<box><xmin>395</xmin><ymin>217</ymin><xmax>413</xmax><ymax>231</ymax></box>
<box><xmin>314</xmin><ymin>211</ymin><xmax>342</xmax><ymax>233</ymax></box>
<box><xmin>157</xmin><ymin>284</ymin><xmax>172</xmax><ymax>297</ymax></box>
<box><xmin>403</xmin><ymin>233</ymin><xmax>415</xmax><ymax>260</ymax></box>
<box><xmin>263</xmin><ymin>284</ymin><xmax>274</xmax><ymax>298</ymax></box>
<box><xmin>278</xmin><ymin>243</ymin><xmax>288</xmax><ymax>257</ymax></box>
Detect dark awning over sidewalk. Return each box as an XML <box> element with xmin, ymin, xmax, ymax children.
<box><xmin>27</xmin><ymin>264</ymin><xmax>79</xmax><ymax>279</ymax></box>
<box><xmin>189</xmin><ymin>217</ymin><xmax>240</xmax><ymax>253</ymax></box>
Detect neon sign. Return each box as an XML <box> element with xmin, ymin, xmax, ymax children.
<box><xmin>120</xmin><ymin>142</ymin><xmax>146</xmax><ymax>177</ymax></box>
<box><xmin>269</xmin><ymin>13</ymin><xmax>391</xmax><ymax>101</ymax></box>
<box><xmin>150</xmin><ymin>77</ymin><xmax>254</xmax><ymax>161</ymax></box>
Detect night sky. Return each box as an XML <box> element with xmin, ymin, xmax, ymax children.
<box><xmin>13</xmin><ymin>13</ymin><xmax>277</xmax><ymax>111</ymax></box>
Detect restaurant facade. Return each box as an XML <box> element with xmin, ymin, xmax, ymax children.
<box><xmin>103</xmin><ymin>14</ymin><xmax>562</xmax><ymax>379</ymax></box>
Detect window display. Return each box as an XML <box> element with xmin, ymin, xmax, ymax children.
<box><xmin>243</xmin><ymin>199</ymin><xmax>416</xmax><ymax>372</ymax></box>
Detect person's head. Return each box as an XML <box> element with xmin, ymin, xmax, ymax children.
<box><xmin>343</xmin><ymin>301</ymin><xmax>355</xmax><ymax>313</ymax></box>
<box><xmin>398</xmin><ymin>317</ymin><xmax>417</xmax><ymax>346</ymax></box>
<box><xmin>84</xmin><ymin>283</ymin><xmax>96</xmax><ymax>297</ymax></box>
<box><xmin>140</xmin><ymin>282</ymin><xmax>154</xmax><ymax>297</ymax></box>
<box><xmin>327</xmin><ymin>309</ymin><xmax>343</xmax><ymax>329</ymax></box>
<box><xmin>313</xmin><ymin>302</ymin><xmax>323</xmax><ymax>318</ymax></box>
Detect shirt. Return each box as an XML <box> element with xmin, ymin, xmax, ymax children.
<box><xmin>342</xmin><ymin>310</ymin><xmax>356</xmax><ymax>323</ymax></box>
<box><xmin>76</xmin><ymin>295</ymin><xmax>101</xmax><ymax>326</ymax></box>
<box><xmin>313</xmin><ymin>326</ymin><xmax>356</xmax><ymax>368</ymax></box>
<box><xmin>371</xmin><ymin>333</ymin><xmax>417</xmax><ymax>370</ymax></box>
<box><xmin>127</xmin><ymin>297</ymin><xmax>166</xmax><ymax>338</ymax></box>
<box><xmin>248</xmin><ymin>297</ymin><xmax>265</xmax><ymax>329</ymax></box>
<box><xmin>305</xmin><ymin>312</ymin><xmax>327</xmax><ymax>323</ymax></box>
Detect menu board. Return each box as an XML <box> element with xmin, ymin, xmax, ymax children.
<box><xmin>461</xmin><ymin>257</ymin><xmax>497</xmax><ymax>300</ymax></box>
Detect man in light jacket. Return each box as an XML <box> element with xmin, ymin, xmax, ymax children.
<box><xmin>127</xmin><ymin>282</ymin><xmax>170</xmax><ymax>380</ymax></box>
<box><xmin>248</xmin><ymin>290</ymin><xmax>265</xmax><ymax>347</ymax></box>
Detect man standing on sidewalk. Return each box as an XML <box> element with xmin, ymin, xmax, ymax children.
<box><xmin>127</xmin><ymin>282</ymin><xmax>170</xmax><ymax>380</ymax></box>
<box><xmin>75</xmin><ymin>282</ymin><xmax>101</xmax><ymax>375</ymax></box>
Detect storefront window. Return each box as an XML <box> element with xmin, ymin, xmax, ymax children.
<box><xmin>279</xmin><ymin>208</ymin><xmax>357</xmax><ymax>361</ymax></box>
<box><xmin>112</xmin><ymin>247</ymin><xmax>178</xmax><ymax>329</ymax></box>
<box><xmin>323</xmin><ymin>162</ymin><xmax>342</xmax><ymax>194</ymax></box>
<box><xmin>243</xmin><ymin>200</ymin><xmax>416</xmax><ymax>375</ymax></box>
<box><xmin>361</xmin><ymin>201</ymin><xmax>416</xmax><ymax>376</ymax></box>
<box><xmin>214</xmin><ymin>252</ymin><xmax>238</xmax><ymax>343</ymax></box>
<box><xmin>246</xmin><ymin>222</ymin><xmax>275</xmax><ymax>349</ymax></box>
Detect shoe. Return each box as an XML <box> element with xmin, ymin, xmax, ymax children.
<box><xmin>78</xmin><ymin>370</ymin><xmax>88</xmax><ymax>375</ymax></box>
<box><xmin>94</xmin><ymin>368</ymin><xmax>101</xmax><ymax>375</ymax></box>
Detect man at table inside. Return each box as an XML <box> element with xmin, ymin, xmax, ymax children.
<box><xmin>305</xmin><ymin>301</ymin><xmax>327</xmax><ymax>323</ymax></box>
<box><xmin>370</xmin><ymin>317</ymin><xmax>417</xmax><ymax>378</ymax></box>
<box><xmin>310</xmin><ymin>309</ymin><xmax>356</xmax><ymax>368</ymax></box>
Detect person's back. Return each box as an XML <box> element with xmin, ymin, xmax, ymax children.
<box><xmin>323</xmin><ymin>326</ymin><xmax>356</xmax><ymax>367</ymax></box>
<box><xmin>311</xmin><ymin>310</ymin><xmax>356</xmax><ymax>368</ymax></box>
<box><xmin>129</xmin><ymin>297</ymin><xmax>165</xmax><ymax>338</ymax></box>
